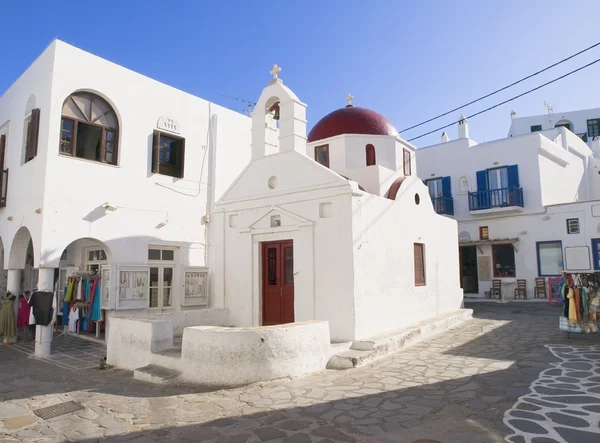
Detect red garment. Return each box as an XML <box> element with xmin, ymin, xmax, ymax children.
<box><xmin>575</xmin><ymin>288</ymin><xmax>582</xmax><ymax>321</ymax></box>
<box><xmin>17</xmin><ymin>296</ymin><xmax>31</xmax><ymax>328</ymax></box>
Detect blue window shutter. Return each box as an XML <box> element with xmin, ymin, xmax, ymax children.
<box><xmin>476</xmin><ymin>170</ymin><xmax>487</xmax><ymax>192</ymax></box>
<box><xmin>507</xmin><ymin>165</ymin><xmax>519</xmax><ymax>188</ymax></box>
<box><xmin>442</xmin><ymin>176</ymin><xmax>451</xmax><ymax>197</ymax></box>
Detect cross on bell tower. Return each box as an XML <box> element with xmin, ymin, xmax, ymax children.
<box><xmin>270</xmin><ymin>64</ymin><xmax>282</xmax><ymax>82</ymax></box>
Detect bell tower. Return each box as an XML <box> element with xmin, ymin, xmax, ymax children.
<box><xmin>251</xmin><ymin>64</ymin><xmax>308</xmax><ymax>161</ymax></box>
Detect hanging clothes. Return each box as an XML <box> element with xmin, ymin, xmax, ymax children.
<box><xmin>89</xmin><ymin>276</ymin><xmax>102</xmax><ymax>322</ymax></box>
<box><xmin>0</xmin><ymin>296</ymin><xmax>16</xmax><ymax>339</ymax></box>
<box><xmin>68</xmin><ymin>307</ymin><xmax>79</xmax><ymax>333</ymax></box>
<box><xmin>574</xmin><ymin>288</ymin><xmax>582</xmax><ymax>322</ymax></box>
<box><xmin>567</xmin><ymin>288</ymin><xmax>578</xmax><ymax>324</ymax></box>
<box><xmin>29</xmin><ymin>291</ymin><xmax>55</xmax><ymax>326</ymax></box>
<box><xmin>17</xmin><ymin>296</ymin><xmax>31</xmax><ymax>328</ymax></box>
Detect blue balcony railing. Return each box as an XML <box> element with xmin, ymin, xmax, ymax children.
<box><xmin>468</xmin><ymin>186</ymin><xmax>524</xmax><ymax>211</ymax></box>
<box><xmin>431</xmin><ymin>196</ymin><xmax>454</xmax><ymax>215</ymax></box>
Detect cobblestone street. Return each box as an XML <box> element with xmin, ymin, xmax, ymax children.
<box><xmin>1</xmin><ymin>303</ymin><xmax>599</xmax><ymax>443</ymax></box>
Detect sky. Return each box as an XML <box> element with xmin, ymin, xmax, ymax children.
<box><xmin>2</xmin><ymin>0</ymin><xmax>600</xmax><ymax>148</ymax></box>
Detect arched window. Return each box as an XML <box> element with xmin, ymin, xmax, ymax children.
<box><xmin>555</xmin><ymin>120</ymin><xmax>573</xmax><ymax>132</ymax></box>
<box><xmin>60</xmin><ymin>92</ymin><xmax>118</xmax><ymax>165</ymax></box>
<box><xmin>366</xmin><ymin>144</ymin><xmax>376</xmax><ymax>166</ymax></box>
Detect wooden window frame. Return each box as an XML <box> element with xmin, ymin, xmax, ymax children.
<box><xmin>403</xmin><ymin>149</ymin><xmax>411</xmax><ymax>176</ymax></box>
<box><xmin>25</xmin><ymin>108</ymin><xmax>40</xmax><ymax>163</ymax></box>
<box><xmin>479</xmin><ymin>226</ymin><xmax>489</xmax><ymax>240</ymax></box>
<box><xmin>59</xmin><ymin>116</ymin><xmax>118</xmax><ymax>165</ymax></box>
<box><xmin>366</xmin><ymin>144</ymin><xmax>376</xmax><ymax>166</ymax></box>
<box><xmin>152</xmin><ymin>130</ymin><xmax>186</xmax><ymax>178</ymax></box>
<box><xmin>0</xmin><ymin>134</ymin><xmax>6</xmax><ymax>170</ymax></box>
<box><xmin>314</xmin><ymin>144</ymin><xmax>329</xmax><ymax>168</ymax></box>
<box><xmin>587</xmin><ymin>118</ymin><xmax>600</xmax><ymax>138</ymax></box>
<box><xmin>492</xmin><ymin>244</ymin><xmax>516</xmax><ymax>278</ymax></box>
<box><xmin>414</xmin><ymin>243</ymin><xmax>426</xmax><ymax>286</ymax></box>
<box><xmin>566</xmin><ymin>218</ymin><xmax>580</xmax><ymax>234</ymax></box>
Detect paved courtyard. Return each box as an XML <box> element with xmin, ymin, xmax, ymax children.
<box><xmin>0</xmin><ymin>303</ymin><xmax>599</xmax><ymax>443</ymax></box>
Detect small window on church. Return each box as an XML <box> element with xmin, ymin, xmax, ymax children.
<box><xmin>366</xmin><ymin>144</ymin><xmax>376</xmax><ymax>166</ymax></box>
<box><xmin>414</xmin><ymin>243</ymin><xmax>425</xmax><ymax>286</ymax></box>
<box><xmin>314</xmin><ymin>144</ymin><xmax>329</xmax><ymax>168</ymax></box>
<box><xmin>403</xmin><ymin>149</ymin><xmax>411</xmax><ymax>176</ymax></box>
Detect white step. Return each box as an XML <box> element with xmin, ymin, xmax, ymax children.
<box><xmin>327</xmin><ymin>349</ymin><xmax>375</xmax><ymax>369</ymax></box>
<box><xmin>134</xmin><ymin>364</ymin><xmax>181</xmax><ymax>384</ymax></box>
<box><xmin>327</xmin><ymin>309</ymin><xmax>473</xmax><ymax>369</ymax></box>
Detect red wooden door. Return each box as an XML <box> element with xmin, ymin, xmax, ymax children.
<box><xmin>262</xmin><ymin>241</ymin><xmax>294</xmax><ymax>325</ymax></box>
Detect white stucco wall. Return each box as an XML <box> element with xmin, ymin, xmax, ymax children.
<box><xmin>417</xmin><ymin>131</ymin><xmax>590</xmax><ymax>222</ymax></box>
<box><xmin>213</xmin><ymin>151</ymin><xmax>357</xmax><ymax>341</ymax></box>
<box><xmin>508</xmin><ymin>108</ymin><xmax>600</xmax><ymax>141</ymax></box>
<box><xmin>0</xmin><ymin>42</ymin><xmax>57</xmax><ymax>269</ymax></box>
<box><xmin>351</xmin><ymin>177</ymin><xmax>463</xmax><ymax>339</ymax></box>
<box><xmin>458</xmin><ymin>200</ymin><xmax>600</xmax><ymax>297</ymax></box>
<box><xmin>0</xmin><ymin>40</ymin><xmax>251</xmax><ymax>317</ymax></box>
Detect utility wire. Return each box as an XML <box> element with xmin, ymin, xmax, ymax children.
<box><xmin>407</xmin><ymin>57</ymin><xmax>600</xmax><ymax>142</ymax></box>
<box><xmin>401</xmin><ymin>41</ymin><xmax>600</xmax><ymax>133</ymax></box>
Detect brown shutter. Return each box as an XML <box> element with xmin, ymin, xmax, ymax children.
<box><xmin>0</xmin><ymin>134</ymin><xmax>6</xmax><ymax>169</ymax></box>
<box><xmin>414</xmin><ymin>243</ymin><xmax>425</xmax><ymax>286</ymax></box>
<box><xmin>26</xmin><ymin>108</ymin><xmax>41</xmax><ymax>161</ymax></box>
<box><xmin>152</xmin><ymin>130</ymin><xmax>160</xmax><ymax>173</ymax></box>
<box><xmin>177</xmin><ymin>137</ymin><xmax>185</xmax><ymax>178</ymax></box>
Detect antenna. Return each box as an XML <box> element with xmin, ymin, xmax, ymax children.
<box><xmin>543</xmin><ymin>100</ymin><xmax>554</xmax><ymax>124</ymax></box>
<box><xmin>222</xmin><ymin>95</ymin><xmax>257</xmax><ymax>116</ymax></box>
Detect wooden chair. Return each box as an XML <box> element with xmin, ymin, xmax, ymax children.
<box><xmin>534</xmin><ymin>278</ymin><xmax>547</xmax><ymax>298</ymax></box>
<box><xmin>514</xmin><ymin>279</ymin><xmax>527</xmax><ymax>299</ymax></box>
<box><xmin>490</xmin><ymin>279</ymin><xmax>502</xmax><ymax>299</ymax></box>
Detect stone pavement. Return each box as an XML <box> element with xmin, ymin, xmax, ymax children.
<box><xmin>0</xmin><ymin>303</ymin><xmax>598</xmax><ymax>443</ymax></box>
<box><xmin>11</xmin><ymin>334</ymin><xmax>106</xmax><ymax>370</ymax></box>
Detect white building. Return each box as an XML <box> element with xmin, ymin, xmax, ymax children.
<box><xmin>0</xmin><ymin>40</ymin><xmax>251</xmax><ymax>354</ymax></box>
<box><xmin>212</xmin><ymin>74</ymin><xmax>463</xmax><ymax>343</ymax></box>
<box><xmin>417</xmin><ymin>113</ymin><xmax>600</xmax><ymax>298</ymax></box>
<box><xmin>508</xmin><ymin>107</ymin><xmax>600</xmax><ymax>148</ymax></box>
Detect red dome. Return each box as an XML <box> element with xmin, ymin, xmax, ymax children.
<box><xmin>308</xmin><ymin>105</ymin><xmax>398</xmax><ymax>143</ymax></box>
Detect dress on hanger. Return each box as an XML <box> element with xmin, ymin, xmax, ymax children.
<box><xmin>0</xmin><ymin>294</ymin><xmax>16</xmax><ymax>339</ymax></box>
<box><xmin>17</xmin><ymin>296</ymin><xmax>31</xmax><ymax>328</ymax></box>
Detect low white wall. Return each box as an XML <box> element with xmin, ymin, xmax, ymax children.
<box><xmin>106</xmin><ymin>317</ymin><xmax>173</xmax><ymax>370</ymax></box>
<box><xmin>107</xmin><ymin>308</ymin><xmax>230</xmax><ymax>370</ymax></box>
<box><xmin>180</xmin><ymin>321</ymin><xmax>331</xmax><ymax>387</ymax></box>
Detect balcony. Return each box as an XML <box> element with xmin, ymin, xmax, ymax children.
<box><xmin>468</xmin><ymin>186</ymin><xmax>524</xmax><ymax>215</ymax></box>
<box><xmin>431</xmin><ymin>196</ymin><xmax>454</xmax><ymax>216</ymax></box>
<box><xmin>0</xmin><ymin>169</ymin><xmax>8</xmax><ymax>208</ymax></box>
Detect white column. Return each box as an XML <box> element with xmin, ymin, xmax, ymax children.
<box><xmin>5</xmin><ymin>270</ymin><xmax>21</xmax><ymax>343</ymax></box>
<box><xmin>34</xmin><ymin>268</ymin><xmax>55</xmax><ymax>358</ymax></box>
<box><xmin>6</xmin><ymin>269</ymin><xmax>21</xmax><ymax>293</ymax></box>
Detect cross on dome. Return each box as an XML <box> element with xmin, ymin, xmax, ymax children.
<box><xmin>346</xmin><ymin>93</ymin><xmax>354</xmax><ymax>106</ymax></box>
<box><xmin>270</xmin><ymin>64</ymin><xmax>281</xmax><ymax>80</ymax></box>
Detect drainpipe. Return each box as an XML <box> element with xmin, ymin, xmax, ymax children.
<box><xmin>205</xmin><ymin>108</ymin><xmax>218</xmax><ymax>292</ymax></box>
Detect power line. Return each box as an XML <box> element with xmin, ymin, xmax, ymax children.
<box><xmin>407</xmin><ymin>57</ymin><xmax>600</xmax><ymax>142</ymax></box>
<box><xmin>401</xmin><ymin>41</ymin><xmax>600</xmax><ymax>133</ymax></box>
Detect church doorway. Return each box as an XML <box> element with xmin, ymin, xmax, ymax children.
<box><xmin>459</xmin><ymin>246</ymin><xmax>479</xmax><ymax>294</ymax></box>
<box><xmin>261</xmin><ymin>240</ymin><xmax>294</xmax><ymax>325</ymax></box>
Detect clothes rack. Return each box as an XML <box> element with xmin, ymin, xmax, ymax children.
<box><xmin>557</xmin><ymin>272</ymin><xmax>600</xmax><ymax>337</ymax></box>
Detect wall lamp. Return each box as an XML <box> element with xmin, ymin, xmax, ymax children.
<box><xmin>102</xmin><ymin>202</ymin><xmax>118</xmax><ymax>212</ymax></box>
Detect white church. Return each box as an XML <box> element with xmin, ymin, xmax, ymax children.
<box><xmin>0</xmin><ymin>41</ymin><xmax>465</xmax><ymax>381</ymax></box>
